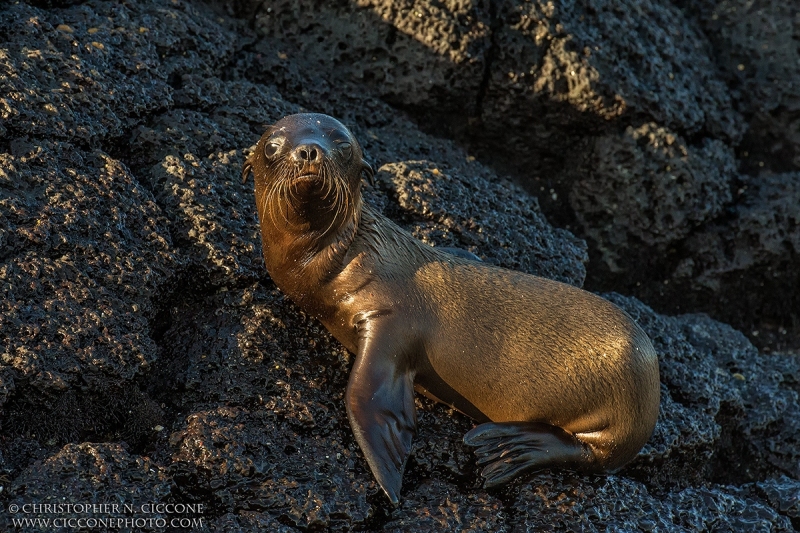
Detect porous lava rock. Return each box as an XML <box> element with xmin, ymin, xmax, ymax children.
<box><xmin>1</xmin><ymin>0</ymin><xmax>798</xmax><ymax>531</ymax></box>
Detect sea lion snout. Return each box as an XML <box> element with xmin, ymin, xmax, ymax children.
<box><xmin>291</xmin><ymin>143</ymin><xmax>323</xmax><ymax>165</ymax></box>
<box><xmin>290</xmin><ymin>142</ymin><xmax>326</xmax><ymax>178</ymax></box>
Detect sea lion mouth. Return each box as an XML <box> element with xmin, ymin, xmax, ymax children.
<box><xmin>293</xmin><ymin>173</ymin><xmax>321</xmax><ymax>182</ymax></box>
<box><xmin>266</xmin><ymin>164</ymin><xmax>349</xmax><ymax>225</ymax></box>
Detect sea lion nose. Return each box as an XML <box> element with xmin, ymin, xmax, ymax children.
<box><xmin>291</xmin><ymin>143</ymin><xmax>324</xmax><ymax>165</ymax></box>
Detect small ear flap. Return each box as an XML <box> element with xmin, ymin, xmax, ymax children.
<box><xmin>241</xmin><ymin>159</ymin><xmax>253</xmax><ymax>184</ymax></box>
<box><xmin>362</xmin><ymin>161</ymin><xmax>375</xmax><ymax>187</ymax></box>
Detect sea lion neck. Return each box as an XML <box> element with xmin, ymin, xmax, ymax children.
<box><xmin>258</xmin><ymin>193</ymin><xmax>362</xmax><ymax>310</ymax></box>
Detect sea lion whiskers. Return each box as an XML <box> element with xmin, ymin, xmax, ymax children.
<box><xmin>337</xmin><ymin>162</ymin><xmax>354</xmax><ymax>211</ymax></box>
<box><xmin>260</xmin><ymin>176</ymin><xmax>280</xmax><ymax>229</ymax></box>
<box><xmin>285</xmin><ymin>174</ymin><xmax>305</xmax><ymax>211</ymax></box>
<box><xmin>263</xmin><ymin>158</ymin><xmax>306</xmax><ymax>230</ymax></box>
<box><xmin>241</xmin><ymin>158</ymin><xmax>253</xmax><ymax>184</ymax></box>
<box><xmin>317</xmin><ymin>160</ymin><xmax>337</xmax><ymax>207</ymax></box>
<box><xmin>319</xmin><ymin>160</ymin><xmax>353</xmax><ymax>238</ymax></box>
<box><xmin>262</xmin><ymin>165</ymin><xmax>294</xmax><ymax>230</ymax></box>
<box><xmin>318</xmin><ymin>187</ymin><xmax>340</xmax><ymax>237</ymax></box>
<box><xmin>280</xmin><ymin>178</ymin><xmax>295</xmax><ymax>228</ymax></box>
<box><xmin>320</xmin><ymin>159</ymin><xmax>336</xmax><ymax>203</ymax></box>
<box><xmin>262</xmin><ymin>153</ymin><xmax>354</xmax><ymax>239</ymax></box>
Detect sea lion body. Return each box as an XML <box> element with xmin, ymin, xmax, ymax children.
<box><xmin>244</xmin><ymin>113</ymin><xmax>660</xmax><ymax>504</ymax></box>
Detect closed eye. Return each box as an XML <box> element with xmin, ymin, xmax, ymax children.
<box><xmin>338</xmin><ymin>142</ymin><xmax>352</xmax><ymax>160</ymax></box>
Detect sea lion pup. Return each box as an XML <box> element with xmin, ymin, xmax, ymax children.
<box><xmin>242</xmin><ymin>113</ymin><xmax>660</xmax><ymax>505</ymax></box>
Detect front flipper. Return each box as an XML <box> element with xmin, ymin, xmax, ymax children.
<box><xmin>346</xmin><ymin>313</ymin><xmax>417</xmax><ymax>505</ymax></box>
<box><xmin>463</xmin><ymin>422</ymin><xmax>594</xmax><ymax>488</ymax></box>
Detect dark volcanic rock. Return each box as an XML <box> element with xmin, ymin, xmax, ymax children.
<box><xmin>606</xmin><ymin>170</ymin><xmax>800</xmax><ymax>335</ymax></box>
<box><xmin>478</xmin><ymin>0</ymin><xmax>743</xmax><ymax>180</ymax></box>
<box><xmin>377</xmin><ymin>159</ymin><xmax>587</xmax><ymax>284</ymax></box>
<box><xmin>685</xmin><ymin>0</ymin><xmax>800</xmax><ymax>174</ymax></box>
<box><xmin>675</xmin><ymin>173</ymin><xmax>800</xmax><ymax>328</ymax></box>
<box><xmin>381</xmin><ymin>479</ymin><xmax>507</xmax><ymax>532</ymax></box>
<box><xmin>570</xmin><ymin>123</ymin><xmax>737</xmax><ymax>275</ymax></box>
<box><xmin>511</xmin><ymin>474</ymin><xmax>795</xmax><ymax>532</ymax></box>
<box><xmin>755</xmin><ymin>476</ymin><xmax>800</xmax><ymax>522</ymax></box>
<box><xmin>0</xmin><ymin>2</ymin><xmax>172</xmax><ymax>144</ymax></box>
<box><xmin>608</xmin><ymin>294</ymin><xmax>800</xmax><ymax>484</ymax></box>
<box><xmin>1</xmin><ymin>0</ymin><xmax>798</xmax><ymax>531</ymax></box>
<box><xmin>0</xmin><ymin>141</ymin><xmax>175</xmax><ymax>448</ymax></box>
<box><xmin>169</xmin><ymin>406</ymin><xmax>373</xmax><ymax>531</ymax></box>
<box><xmin>243</xmin><ymin>0</ymin><xmax>492</xmax><ymax>117</ymax></box>
<box><xmin>3</xmin><ymin>443</ymin><xmax>173</xmax><ymax>532</ymax></box>
<box><xmin>211</xmin><ymin>511</ymin><xmax>299</xmax><ymax>532</ymax></box>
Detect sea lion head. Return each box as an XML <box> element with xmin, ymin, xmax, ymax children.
<box><xmin>243</xmin><ymin>113</ymin><xmax>374</xmax><ymax>240</ymax></box>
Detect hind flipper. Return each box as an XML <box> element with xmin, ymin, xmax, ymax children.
<box><xmin>463</xmin><ymin>422</ymin><xmax>593</xmax><ymax>488</ymax></box>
